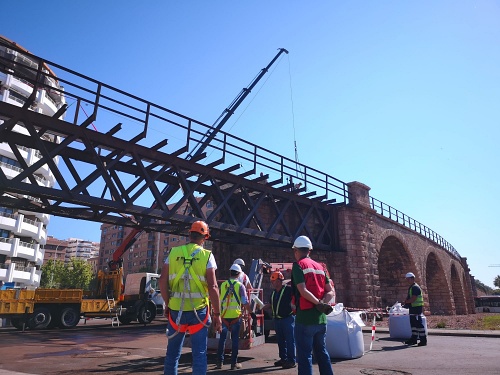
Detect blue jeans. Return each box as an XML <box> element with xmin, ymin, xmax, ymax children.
<box><xmin>294</xmin><ymin>322</ymin><xmax>333</xmax><ymax>375</ymax></box>
<box><xmin>274</xmin><ymin>315</ymin><xmax>296</xmax><ymax>363</ymax></box>
<box><xmin>217</xmin><ymin>317</ymin><xmax>241</xmax><ymax>365</ymax></box>
<box><xmin>164</xmin><ymin>308</ymin><xmax>210</xmax><ymax>375</ymax></box>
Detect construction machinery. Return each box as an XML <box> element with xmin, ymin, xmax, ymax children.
<box><xmin>0</xmin><ymin>271</ymin><xmax>163</xmax><ymax>329</ymax></box>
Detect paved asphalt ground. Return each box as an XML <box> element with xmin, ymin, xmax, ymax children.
<box><xmin>0</xmin><ymin>318</ymin><xmax>499</xmax><ymax>375</ymax></box>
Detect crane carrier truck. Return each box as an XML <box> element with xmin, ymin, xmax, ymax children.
<box><xmin>0</xmin><ymin>270</ymin><xmax>163</xmax><ymax>329</ymax></box>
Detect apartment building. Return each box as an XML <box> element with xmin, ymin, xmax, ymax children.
<box><xmin>0</xmin><ymin>35</ymin><xmax>65</xmax><ymax>287</ymax></box>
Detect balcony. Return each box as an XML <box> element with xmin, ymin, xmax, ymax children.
<box><xmin>12</xmin><ymin>213</ymin><xmax>46</xmax><ymax>243</ymax></box>
<box><xmin>0</xmin><ymin>160</ymin><xmax>51</xmax><ymax>188</ymax></box>
<box><xmin>0</xmin><ymin>211</ymin><xmax>16</xmax><ymax>232</ymax></box>
<box><xmin>0</xmin><ymin>237</ymin><xmax>14</xmax><ymax>257</ymax></box>
<box><xmin>17</xmin><ymin>211</ymin><xmax>50</xmax><ymax>226</ymax></box>
<box><xmin>0</xmin><ymin>237</ymin><xmax>43</xmax><ymax>263</ymax></box>
<box><xmin>0</xmin><ymin>262</ymin><xmax>41</xmax><ymax>287</ymax></box>
<box><xmin>9</xmin><ymin>75</ymin><xmax>34</xmax><ymax>97</ymax></box>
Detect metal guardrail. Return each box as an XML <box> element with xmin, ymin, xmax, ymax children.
<box><xmin>370</xmin><ymin>197</ymin><xmax>461</xmax><ymax>259</ymax></box>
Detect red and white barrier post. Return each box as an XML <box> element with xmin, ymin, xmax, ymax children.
<box><xmin>369</xmin><ymin>314</ymin><xmax>376</xmax><ymax>351</ymax></box>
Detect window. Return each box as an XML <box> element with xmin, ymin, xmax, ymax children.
<box><xmin>0</xmin><ymin>155</ymin><xmax>21</xmax><ymax>168</ymax></box>
<box><xmin>0</xmin><ymin>207</ymin><xmax>13</xmax><ymax>215</ymax></box>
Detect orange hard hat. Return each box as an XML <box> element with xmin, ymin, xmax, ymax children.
<box><xmin>190</xmin><ymin>221</ymin><xmax>210</xmax><ymax>239</ymax></box>
<box><xmin>270</xmin><ymin>271</ymin><xmax>284</xmax><ymax>281</ymax></box>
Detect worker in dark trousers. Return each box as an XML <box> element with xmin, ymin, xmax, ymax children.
<box><xmin>216</xmin><ymin>264</ymin><xmax>252</xmax><ymax>370</ymax></box>
<box><xmin>404</xmin><ymin>272</ymin><xmax>427</xmax><ymax>346</ymax></box>
<box><xmin>265</xmin><ymin>271</ymin><xmax>296</xmax><ymax>369</ymax></box>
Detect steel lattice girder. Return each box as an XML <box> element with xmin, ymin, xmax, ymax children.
<box><xmin>0</xmin><ymin>101</ymin><xmax>340</xmax><ymax>250</ymax></box>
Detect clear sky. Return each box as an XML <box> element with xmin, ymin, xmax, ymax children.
<box><xmin>2</xmin><ymin>1</ymin><xmax>499</xmax><ymax>287</ymax></box>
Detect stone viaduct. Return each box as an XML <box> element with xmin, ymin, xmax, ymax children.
<box><xmin>214</xmin><ymin>181</ymin><xmax>475</xmax><ymax>316</ymax></box>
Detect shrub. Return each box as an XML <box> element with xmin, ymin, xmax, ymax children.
<box><xmin>436</xmin><ymin>321</ymin><xmax>447</xmax><ymax>329</ymax></box>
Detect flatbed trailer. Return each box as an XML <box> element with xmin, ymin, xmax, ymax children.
<box><xmin>0</xmin><ymin>288</ymin><xmax>120</xmax><ymax>329</ymax></box>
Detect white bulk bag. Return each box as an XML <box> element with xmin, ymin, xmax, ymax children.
<box><xmin>388</xmin><ymin>302</ymin><xmax>411</xmax><ymax>339</ymax></box>
<box><xmin>325</xmin><ymin>303</ymin><xmax>365</xmax><ymax>359</ymax></box>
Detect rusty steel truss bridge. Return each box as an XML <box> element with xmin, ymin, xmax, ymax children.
<box><xmin>0</xmin><ymin>40</ymin><xmax>460</xmax><ymax>257</ymax></box>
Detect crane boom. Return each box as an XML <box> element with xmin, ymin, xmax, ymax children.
<box><xmin>109</xmin><ymin>48</ymin><xmax>289</xmax><ymax>271</ymax></box>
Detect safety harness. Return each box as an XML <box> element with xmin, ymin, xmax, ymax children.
<box><xmin>221</xmin><ymin>279</ymin><xmax>242</xmax><ymax>327</ymax></box>
<box><xmin>167</xmin><ymin>245</ymin><xmax>211</xmax><ymax>339</ymax></box>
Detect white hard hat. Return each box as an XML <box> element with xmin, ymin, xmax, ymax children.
<box><xmin>230</xmin><ymin>264</ymin><xmax>242</xmax><ymax>273</ymax></box>
<box><xmin>293</xmin><ymin>235</ymin><xmax>313</xmax><ymax>250</ymax></box>
<box><xmin>233</xmin><ymin>258</ymin><xmax>245</xmax><ymax>267</ymax></box>
<box><xmin>405</xmin><ymin>272</ymin><xmax>415</xmax><ymax>278</ymax></box>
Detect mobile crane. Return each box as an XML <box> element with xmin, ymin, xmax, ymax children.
<box><xmin>108</xmin><ymin>47</ymin><xmax>289</xmax><ymax>273</ymax></box>
<box><xmin>0</xmin><ymin>48</ymin><xmax>289</xmax><ymax>330</ymax></box>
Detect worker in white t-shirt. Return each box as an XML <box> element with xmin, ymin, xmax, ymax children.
<box><xmin>233</xmin><ymin>258</ymin><xmax>252</xmax><ymax>291</ymax></box>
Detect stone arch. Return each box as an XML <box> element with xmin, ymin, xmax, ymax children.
<box><xmin>462</xmin><ymin>269</ymin><xmax>474</xmax><ymax>314</ymax></box>
<box><xmin>426</xmin><ymin>251</ymin><xmax>453</xmax><ymax>315</ymax></box>
<box><xmin>377</xmin><ymin>234</ymin><xmax>414</xmax><ymax>309</ymax></box>
<box><xmin>451</xmin><ymin>264</ymin><xmax>467</xmax><ymax>314</ymax></box>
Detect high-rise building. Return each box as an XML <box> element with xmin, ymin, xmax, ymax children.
<box><xmin>65</xmin><ymin>238</ymin><xmax>99</xmax><ymax>262</ymax></box>
<box><xmin>0</xmin><ymin>35</ymin><xmax>65</xmax><ymax>287</ymax></box>
<box><xmin>43</xmin><ymin>236</ymin><xmax>69</xmax><ymax>264</ymax></box>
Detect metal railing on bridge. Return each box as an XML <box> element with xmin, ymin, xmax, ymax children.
<box><xmin>370</xmin><ymin>197</ymin><xmax>461</xmax><ymax>260</ymax></box>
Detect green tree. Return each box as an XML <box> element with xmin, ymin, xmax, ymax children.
<box><xmin>40</xmin><ymin>258</ymin><xmax>94</xmax><ymax>290</ymax></box>
<box><xmin>494</xmin><ymin>275</ymin><xmax>500</xmax><ymax>289</ymax></box>
<box><xmin>60</xmin><ymin>258</ymin><xmax>94</xmax><ymax>289</ymax></box>
<box><xmin>40</xmin><ymin>259</ymin><xmax>66</xmax><ymax>288</ymax></box>
<box><xmin>475</xmin><ymin>279</ymin><xmax>493</xmax><ymax>295</ymax></box>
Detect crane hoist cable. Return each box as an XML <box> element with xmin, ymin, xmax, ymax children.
<box><xmin>286</xmin><ymin>53</ymin><xmax>303</xmax><ymax>180</ymax></box>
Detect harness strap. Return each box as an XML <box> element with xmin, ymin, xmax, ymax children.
<box><xmin>222</xmin><ymin>279</ymin><xmax>241</xmax><ymax>304</ymax></box>
<box><xmin>221</xmin><ymin>279</ymin><xmax>240</xmax><ymax>319</ymax></box>
<box><xmin>222</xmin><ymin>317</ymin><xmax>241</xmax><ymax>327</ymax></box>
<box><xmin>167</xmin><ymin>309</ymin><xmax>210</xmax><ymax>336</ymax></box>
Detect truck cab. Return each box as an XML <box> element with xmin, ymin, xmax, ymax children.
<box><xmin>118</xmin><ymin>272</ymin><xmax>164</xmax><ymax>324</ymax></box>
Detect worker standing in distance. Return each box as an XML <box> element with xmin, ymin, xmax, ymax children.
<box><xmin>216</xmin><ymin>263</ymin><xmax>252</xmax><ymax>370</ymax></box>
<box><xmin>291</xmin><ymin>235</ymin><xmax>335</xmax><ymax>375</ymax></box>
<box><xmin>403</xmin><ymin>272</ymin><xmax>427</xmax><ymax>346</ymax></box>
<box><xmin>159</xmin><ymin>221</ymin><xmax>222</xmax><ymax>375</ymax></box>
<box><xmin>265</xmin><ymin>271</ymin><xmax>296</xmax><ymax>369</ymax></box>
<box><xmin>233</xmin><ymin>258</ymin><xmax>252</xmax><ymax>291</ymax></box>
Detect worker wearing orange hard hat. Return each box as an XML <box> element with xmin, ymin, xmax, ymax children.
<box><xmin>159</xmin><ymin>220</ymin><xmax>221</xmax><ymax>375</ymax></box>
<box><xmin>266</xmin><ymin>270</ymin><xmax>296</xmax><ymax>369</ymax></box>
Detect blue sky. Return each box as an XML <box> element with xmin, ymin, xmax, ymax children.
<box><xmin>3</xmin><ymin>1</ymin><xmax>499</xmax><ymax>287</ymax></box>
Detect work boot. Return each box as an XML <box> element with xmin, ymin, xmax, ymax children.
<box><xmin>282</xmin><ymin>361</ymin><xmax>296</xmax><ymax>369</ymax></box>
<box><xmin>274</xmin><ymin>359</ymin><xmax>284</xmax><ymax>367</ymax></box>
<box><xmin>418</xmin><ymin>338</ymin><xmax>427</xmax><ymax>346</ymax></box>
<box><xmin>404</xmin><ymin>338</ymin><xmax>418</xmax><ymax>345</ymax></box>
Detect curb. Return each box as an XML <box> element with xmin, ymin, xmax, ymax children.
<box><xmin>362</xmin><ymin>326</ymin><xmax>500</xmax><ymax>338</ymax></box>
